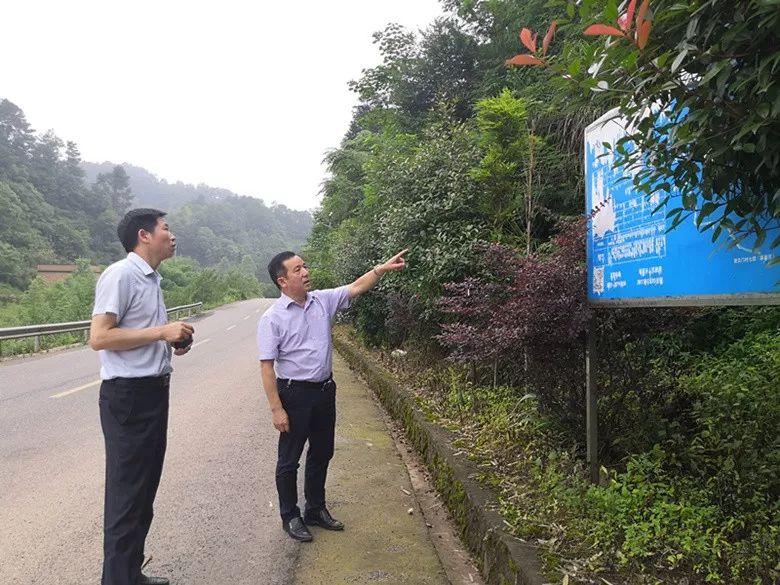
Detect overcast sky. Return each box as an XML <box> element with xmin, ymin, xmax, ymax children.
<box><xmin>0</xmin><ymin>0</ymin><xmax>444</xmax><ymax>211</ymax></box>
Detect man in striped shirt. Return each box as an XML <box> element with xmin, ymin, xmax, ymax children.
<box><xmin>258</xmin><ymin>249</ymin><xmax>407</xmax><ymax>542</ymax></box>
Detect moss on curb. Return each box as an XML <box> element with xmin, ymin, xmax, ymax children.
<box><xmin>334</xmin><ymin>330</ymin><xmax>546</xmax><ymax>585</ymax></box>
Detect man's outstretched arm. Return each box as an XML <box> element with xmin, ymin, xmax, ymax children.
<box><xmin>347</xmin><ymin>249</ymin><xmax>408</xmax><ymax>299</ymax></box>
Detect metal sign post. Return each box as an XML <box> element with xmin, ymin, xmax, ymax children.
<box><xmin>586</xmin><ymin>319</ymin><xmax>599</xmax><ymax>484</ymax></box>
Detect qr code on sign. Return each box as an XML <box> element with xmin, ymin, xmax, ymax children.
<box><xmin>593</xmin><ymin>267</ymin><xmax>604</xmax><ymax>295</ymax></box>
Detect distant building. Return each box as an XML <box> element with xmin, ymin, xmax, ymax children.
<box><xmin>36</xmin><ymin>264</ymin><xmax>103</xmax><ymax>284</ymax></box>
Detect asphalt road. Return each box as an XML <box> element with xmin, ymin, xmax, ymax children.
<box><xmin>0</xmin><ymin>298</ymin><xmax>300</xmax><ymax>584</ymax></box>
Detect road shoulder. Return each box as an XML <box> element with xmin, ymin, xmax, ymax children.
<box><xmin>292</xmin><ymin>353</ymin><xmax>450</xmax><ymax>585</ymax></box>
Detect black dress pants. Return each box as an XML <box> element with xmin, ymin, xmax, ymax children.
<box><xmin>275</xmin><ymin>377</ymin><xmax>336</xmax><ymax>523</ymax></box>
<box><xmin>99</xmin><ymin>375</ymin><xmax>169</xmax><ymax>585</ymax></box>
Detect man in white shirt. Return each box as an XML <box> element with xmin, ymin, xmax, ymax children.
<box><xmin>90</xmin><ymin>208</ymin><xmax>194</xmax><ymax>585</ymax></box>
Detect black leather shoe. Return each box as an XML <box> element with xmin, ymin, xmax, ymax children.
<box><xmin>304</xmin><ymin>508</ymin><xmax>344</xmax><ymax>531</ymax></box>
<box><xmin>139</xmin><ymin>574</ymin><xmax>169</xmax><ymax>585</ymax></box>
<box><xmin>283</xmin><ymin>516</ymin><xmax>313</xmax><ymax>542</ymax></box>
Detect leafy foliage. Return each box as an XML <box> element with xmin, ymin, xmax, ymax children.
<box><xmin>159</xmin><ymin>257</ymin><xmax>264</xmax><ymax>307</ymax></box>
<box><xmin>0</xmin><ymin>99</ymin><xmax>122</xmax><ymax>288</ymax></box>
<box><xmin>438</xmin><ymin>220</ymin><xmax>590</xmax><ymax>409</ymax></box>
<box><xmin>0</xmin><ymin>261</ymin><xmax>99</xmax><ymax>353</ymax></box>
<box><xmin>307</xmin><ymin>114</ymin><xmax>492</xmax><ymax>344</ymax></box>
<box><xmin>507</xmin><ymin>0</ymin><xmax>780</xmax><ymax>253</ymax></box>
<box><xmin>587</xmin><ymin>330</ymin><xmax>779</xmax><ymax>582</ymax></box>
<box><xmin>349</xmin><ymin>19</ymin><xmax>482</xmax><ymax>129</ymax></box>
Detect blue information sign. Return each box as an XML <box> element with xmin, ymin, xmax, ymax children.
<box><xmin>585</xmin><ymin>109</ymin><xmax>780</xmax><ymax>306</ymax></box>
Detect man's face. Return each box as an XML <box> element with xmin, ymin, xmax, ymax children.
<box><xmin>279</xmin><ymin>255</ymin><xmax>310</xmax><ymax>296</ymax></box>
<box><xmin>141</xmin><ymin>217</ymin><xmax>176</xmax><ymax>260</ymax></box>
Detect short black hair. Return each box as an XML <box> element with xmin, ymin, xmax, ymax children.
<box><xmin>268</xmin><ymin>251</ymin><xmax>297</xmax><ymax>289</ymax></box>
<box><xmin>117</xmin><ymin>208</ymin><xmax>167</xmax><ymax>253</ymax></box>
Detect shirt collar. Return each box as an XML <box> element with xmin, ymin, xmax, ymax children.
<box><xmin>279</xmin><ymin>291</ymin><xmax>314</xmax><ymax>309</ymax></box>
<box><xmin>127</xmin><ymin>252</ymin><xmax>158</xmax><ymax>278</ymax></box>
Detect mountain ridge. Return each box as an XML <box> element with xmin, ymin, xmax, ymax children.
<box><xmin>82</xmin><ymin>161</ymin><xmax>278</xmax><ymax>211</ymax></box>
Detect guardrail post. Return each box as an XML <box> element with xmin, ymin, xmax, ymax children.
<box><xmin>34</xmin><ymin>335</ymin><xmax>41</xmax><ymax>353</ymax></box>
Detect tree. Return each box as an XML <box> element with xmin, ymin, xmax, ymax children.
<box><xmin>349</xmin><ymin>22</ymin><xmax>419</xmax><ymax>112</ymax></box>
<box><xmin>507</xmin><ymin>0</ymin><xmax>780</xmax><ymax>254</ymax></box>
<box><xmin>0</xmin><ymin>99</ymin><xmax>308</xmax><ymax>290</ymax></box>
<box><xmin>93</xmin><ymin>165</ymin><xmax>134</xmax><ymax>214</ymax></box>
<box><xmin>0</xmin><ymin>99</ymin><xmax>33</xmax><ymax>179</ymax></box>
<box><xmin>59</xmin><ymin>141</ymin><xmax>92</xmax><ymax>212</ymax></box>
<box><xmin>349</xmin><ymin>19</ymin><xmax>482</xmax><ymax>129</ymax></box>
<box><xmin>29</xmin><ymin>130</ymin><xmax>64</xmax><ymax>201</ymax></box>
<box><xmin>472</xmin><ymin>90</ymin><xmax>534</xmax><ymax>247</ymax></box>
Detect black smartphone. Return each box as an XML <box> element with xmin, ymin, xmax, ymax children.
<box><xmin>172</xmin><ymin>335</ymin><xmax>193</xmax><ymax>350</ymax></box>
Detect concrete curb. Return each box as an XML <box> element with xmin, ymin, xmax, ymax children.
<box><xmin>333</xmin><ymin>331</ymin><xmax>546</xmax><ymax>585</ymax></box>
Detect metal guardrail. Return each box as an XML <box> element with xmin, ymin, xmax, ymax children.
<box><xmin>0</xmin><ymin>302</ymin><xmax>202</xmax><ymax>355</ymax></box>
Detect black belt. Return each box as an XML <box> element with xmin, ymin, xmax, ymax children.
<box><xmin>277</xmin><ymin>376</ymin><xmax>332</xmax><ymax>390</ymax></box>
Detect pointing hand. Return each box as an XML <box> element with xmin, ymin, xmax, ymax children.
<box><xmin>382</xmin><ymin>249</ymin><xmax>408</xmax><ymax>273</ymax></box>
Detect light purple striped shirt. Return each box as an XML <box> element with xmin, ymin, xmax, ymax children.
<box><xmin>257</xmin><ymin>286</ymin><xmax>351</xmax><ymax>382</ymax></box>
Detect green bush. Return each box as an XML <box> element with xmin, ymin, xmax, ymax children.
<box><xmin>403</xmin><ymin>325</ymin><xmax>779</xmax><ymax>584</ymax></box>
<box><xmin>0</xmin><ymin>260</ymin><xmax>96</xmax><ymax>327</ymax></box>
<box><xmin>159</xmin><ymin>258</ymin><xmax>261</xmax><ymax>308</ymax></box>
<box><xmin>0</xmin><ymin>260</ymin><xmax>97</xmax><ymax>354</ymax></box>
<box><xmin>588</xmin><ymin>451</ymin><xmax>729</xmax><ymax>580</ymax></box>
<box><xmin>583</xmin><ymin>331</ymin><xmax>779</xmax><ymax>583</ymax></box>
<box><xmin>680</xmin><ymin>331</ymin><xmax>779</xmax><ymax>517</ymax></box>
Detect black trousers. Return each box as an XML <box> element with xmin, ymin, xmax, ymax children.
<box><xmin>99</xmin><ymin>375</ymin><xmax>170</xmax><ymax>585</ymax></box>
<box><xmin>275</xmin><ymin>377</ymin><xmax>336</xmax><ymax>523</ymax></box>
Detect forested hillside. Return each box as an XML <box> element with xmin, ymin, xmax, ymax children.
<box><xmin>83</xmin><ymin>162</ymin><xmax>243</xmax><ymax>210</ymax></box>
<box><xmin>306</xmin><ymin>1</ymin><xmax>779</xmax><ymax>583</ymax></box>
<box><xmin>0</xmin><ymin>98</ymin><xmax>311</xmax><ymax>294</ymax></box>
<box><xmin>0</xmin><ymin>99</ymin><xmax>125</xmax><ymax>291</ymax></box>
